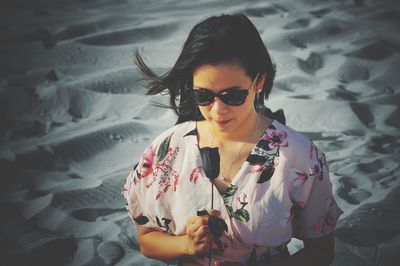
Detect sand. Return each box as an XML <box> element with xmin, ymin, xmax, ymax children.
<box><xmin>1</xmin><ymin>0</ymin><xmax>399</xmax><ymax>265</ymax></box>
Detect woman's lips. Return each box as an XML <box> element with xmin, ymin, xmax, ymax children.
<box><xmin>215</xmin><ymin>119</ymin><xmax>232</xmax><ymax>126</ymax></box>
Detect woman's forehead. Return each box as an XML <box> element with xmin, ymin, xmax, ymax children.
<box><xmin>192</xmin><ymin>64</ymin><xmax>251</xmax><ymax>91</ymax></box>
<box><xmin>193</xmin><ymin>63</ymin><xmax>249</xmax><ymax>81</ymax></box>
<box><xmin>193</xmin><ymin>62</ymin><xmax>245</xmax><ymax>73</ymax></box>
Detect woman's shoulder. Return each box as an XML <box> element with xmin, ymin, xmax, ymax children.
<box><xmin>151</xmin><ymin>120</ymin><xmax>196</xmax><ymax>147</ymax></box>
<box><xmin>269</xmin><ymin>119</ymin><xmax>314</xmax><ymax>154</ymax></box>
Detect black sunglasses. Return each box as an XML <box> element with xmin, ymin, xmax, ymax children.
<box><xmin>192</xmin><ymin>73</ymin><xmax>259</xmax><ymax>106</ymax></box>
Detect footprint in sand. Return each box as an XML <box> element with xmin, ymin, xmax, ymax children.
<box><xmin>338</xmin><ymin>176</ymin><xmax>372</xmax><ymax>205</ymax></box>
<box><xmin>283</xmin><ymin>18</ymin><xmax>311</xmax><ymax>30</ymax></box>
<box><xmin>288</xmin><ymin>36</ymin><xmax>307</xmax><ymax>48</ymax></box>
<box><xmin>68</xmin><ymin>91</ymin><xmax>95</xmax><ymax>120</ymax></box>
<box><xmin>367</xmin><ymin>135</ymin><xmax>400</xmax><ymax>154</ymax></box>
<box><xmin>347</xmin><ymin>40</ymin><xmax>400</xmax><ymax>61</ymax></box>
<box><xmin>327</xmin><ymin>85</ymin><xmax>358</xmax><ymax>101</ymax></box>
<box><xmin>357</xmin><ymin>158</ymin><xmax>399</xmax><ymax>178</ymax></box>
<box><xmin>385</xmin><ymin>107</ymin><xmax>400</xmax><ymax>129</ymax></box>
<box><xmin>338</xmin><ymin>60</ymin><xmax>370</xmax><ymax>83</ymax></box>
<box><xmin>318</xmin><ymin>18</ymin><xmax>351</xmax><ymax>35</ymax></box>
<box><xmin>297</xmin><ymin>52</ymin><xmax>323</xmax><ymax>75</ymax></box>
<box><xmin>291</xmin><ymin>18</ymin><xmax>351</xmax><ymax>45</ymax></box>
<box><xmin>349</xmin><ymin>102</ymin><xmax>375</xmax><ymax>128</ymax></box>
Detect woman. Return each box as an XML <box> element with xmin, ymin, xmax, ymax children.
<box><xmin>122</xmin><ymin>14</ymin><xmax>342</xmax><ymax>265</ymax></box>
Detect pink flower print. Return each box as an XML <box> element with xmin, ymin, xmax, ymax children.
<box><xmin>189</xmin><ymin>166</ymin><xmax>203</xmax><ymax>184</ymax></box>
<box><xmin>155</xmin><ymin>191</ymin><xmax>162</xmax><ymax>200</ymax></box>
<box><xmin>249</xmin><ymin>165</ymin><xmax>265</xmax><ymax>174</ymax></box>
<box><xmin>262</xmin><ymin>129</ymin><xmax>289</xmax><ymax>149</ymax></box>
<box><xmin>161</xmin><ymin>178</ymin><xmax>171</xmax><ymax>193</ymax></box>
<box><xmin>173</xmin><ymin>173</ymin><xmax>179</xmax><ymax>192</ymax></box>
<box><xmin>141</xmin><ymin>146</ymin><xmax>156</xmax><ymax>178</ymax></box>
<box><xmin>145</xmin><ymin>180</ymin><xmax>154</xmax><ymax>189</ymax></box>
<box><xmin>294</xmin><ymin>171</ymin><xmax>309</xmax><ymax>186</ymax></box>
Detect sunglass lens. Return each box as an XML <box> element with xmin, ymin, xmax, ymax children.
<box><xmin>220</xmin><ymin>90</ymin><xmax>248</xmax><ymax>105</ymax></box>
<box><xmin>193</xmin><ymin>90</ymin><xmax>214</xmax><ymax>106</ymax></box>
<box><xmin>193</xmin><ymin>89</ymin><xmax>248</xmax><ymax>106</ymax></box>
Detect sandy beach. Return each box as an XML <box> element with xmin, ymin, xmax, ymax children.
<box><xmin>1</xmin><ymin>0</ymin><xmax>399</xmax><ymax>265</ymax></box>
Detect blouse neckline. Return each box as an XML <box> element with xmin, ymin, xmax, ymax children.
<box><xmin>191</xmin><ymin>118</ymin><xmax>276</xmax><ymax>186</ymax></box>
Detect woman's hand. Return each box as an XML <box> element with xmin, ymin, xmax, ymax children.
<box><xmin>184</xmin><ymin>215</ymin><xmax>211</xmax><ymax>255</ymax></box>
<box><xmin>184</xmin><ymin>210</ymin><xmax>221</xmax><ymax>256</ymax></box>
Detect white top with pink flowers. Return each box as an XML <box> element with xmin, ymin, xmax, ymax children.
<box><xmin>122</xmin><ymin>119</ymin><xmax>343</xmax><ymax>265</ymax></box>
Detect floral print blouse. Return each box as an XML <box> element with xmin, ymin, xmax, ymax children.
<box><xmin>122</xmin><ymin>119</ymin><xmax>343</xmax><ymax>265</ymax></box>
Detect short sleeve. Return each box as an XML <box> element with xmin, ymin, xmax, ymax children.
<box><xmin>121</xmin><ymin>144</ymin><xmax>158</xmax><ymax>228</ymax></box>
<box><xmin>288</xmin><ymin>143</ymin><xmax>343</xmax><ymax>238</ymax></box>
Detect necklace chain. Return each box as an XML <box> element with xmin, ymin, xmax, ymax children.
<box><xmin>208</xmin><ymin>115</ymin><xmax>259</xmax><ymax>182</ymax></box>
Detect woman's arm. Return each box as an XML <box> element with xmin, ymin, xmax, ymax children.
<box><xmin>137</xmin><ymin>214</ymin><xmax>213</xmax><ymax>261</ymax></box>
<box><xmin>269</xmin><ymin>232</ymin><xmax>335</xmax><ymax>266</ymax></box>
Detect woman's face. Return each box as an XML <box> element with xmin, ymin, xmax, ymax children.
<box><xmin>193</xmin><ymin>63</ymin><xmax>263</xmax><ymax>135</ymax></box>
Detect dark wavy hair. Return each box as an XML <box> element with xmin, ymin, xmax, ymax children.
<box><xmin>135</xmin><ymin>14</ymin><xmax>284</xmax><ymax>124</ymax></box>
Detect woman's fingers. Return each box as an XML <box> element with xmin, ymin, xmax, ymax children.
<box><xmin>184</xmin><ymin>210</ymin><xmax>223</xmax><ymax>245</ymax></box>
<box><xmin>187</xmin><ymin>216</ymin><xmax>208</xmax><ymax>234</ymax></box>
<box><xmin>183</xmin><ymin>212</ymin><xmax>225</xmax><ymax>256</ymax></box>
<box><xmin>193</xmin><ymin>225</ymin><xmax>209</xmax><ymax>241</ymax></box>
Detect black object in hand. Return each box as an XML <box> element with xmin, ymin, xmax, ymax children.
<box><xmin>197</xmin><ymin>210</ymin><xmax>209</xmax><ymax>216</ymax></box>
<box><xmin>208</xmin><ymin>216</ymin><xmax>228</xmax><ymax>239</ymax></box>
<box><xmin>199</xmin><ymin>147</ymin><xmax>220</xmax><ymax>181</ymax></box>
<box><xmin>197</xmin><ymin>210</ymin><xmax>228</xmax><ymax>239</ymax></box>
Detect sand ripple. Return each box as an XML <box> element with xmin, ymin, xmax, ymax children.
<box><xmin>15</xmin><ymin>121</ymin><xmax>149</xmax><ymax>171</ymax></box>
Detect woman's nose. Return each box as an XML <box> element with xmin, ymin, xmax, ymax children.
<box><xmin>211</xmin><ymin>97</ymin><xmax>229</xmax><ymax>115</ymax></box>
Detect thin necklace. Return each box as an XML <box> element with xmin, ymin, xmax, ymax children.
<box><xmin>208</xmin><ymin>115</ymin><xmax>259</xmax><ymax>182</ymax></box>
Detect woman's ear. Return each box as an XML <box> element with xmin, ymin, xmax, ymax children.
<box><xmin>256</xmin><ymin>72</ymin><xmax>267</xmax><ymax>92</ymax></box>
